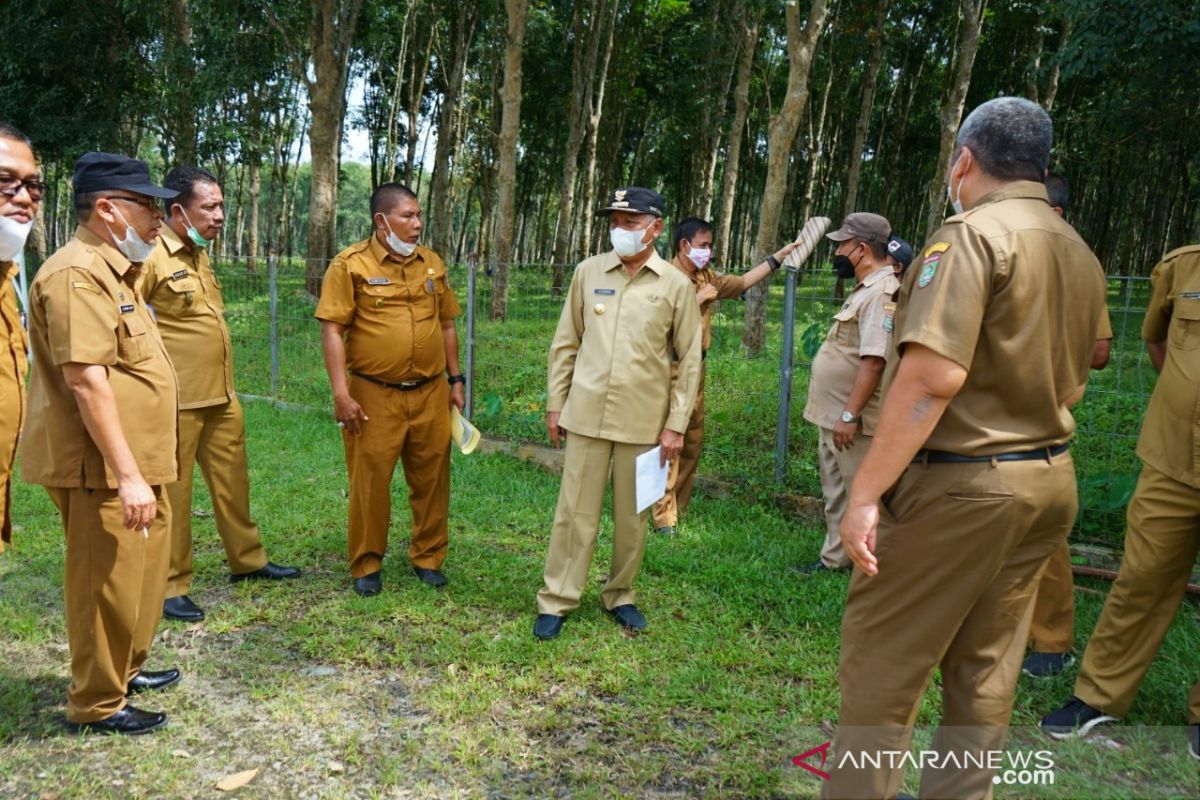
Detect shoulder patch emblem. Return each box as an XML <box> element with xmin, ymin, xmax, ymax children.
<box><xmin>72</xmin><ymin>281</ymin><xmax>102</xmax><ymax>294</ymax></box>
<box><xmin>922</xmin><ymin>241</ymin><xmax>951</xmax><ymax>259</ymax></box>
<box><xmin>917</xmin><ymin>261</ymin><xmax>937</xmax><ymax>289</ymax></box>
<box><xmin>883</xmin><ymin>302</ymin><xmax>896</xmax><ymax>333</ymax></box>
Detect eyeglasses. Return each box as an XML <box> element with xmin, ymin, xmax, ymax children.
<box><xmin>105</xmin><ymin>194</ymin><xmax>160</xmax><ymax>210</ymax></box>
<box><xmin>0</xmin><ymin>175</ymin><xmax>48</xmax><ymax>202</ymax></box>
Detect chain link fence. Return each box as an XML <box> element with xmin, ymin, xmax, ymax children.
<box><xmin>210</xmin><ymin>255</ymin><xmax>1153</xmax><ymax>549</ymax></box>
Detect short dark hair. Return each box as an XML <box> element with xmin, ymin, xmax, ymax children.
<box><xmin>74</xmin><ymin>190</ymin><xmax>104</xmax><ymax>221</ymax></box>
<box><xmin>954</xmin><ymin>96</ymin><xmax>1052</xmax><ymax>183</ymax></box>
<box><xmin>0</xmin><ymin>121</ymin><xmax>31</xmax><ymax>147</ymax></box>
<box><xmin>853</xmin><ymin>238</ymin><xmax>888</xmax><ymax>261</ymax></box>
<box><xmin>1044</xmin><ymin>172</ymin><xmax>1069</xmax><ymax>212</ymax></box>
<box><xmin>370</xmin><ymin>183</ymin><xmax>418</xmax><ymax>218</ymax></box>
<box><xmin>671</xmin><ymin>216</ymin><xmax>713</xmax><ymax>255</ymax></box>
<box><xmin>163</xmin><ymin>165</ymin><xmax>219</xmax><ymax>210</ymax></box>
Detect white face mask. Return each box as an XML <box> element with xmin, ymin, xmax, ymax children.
<box><xmin>946</xmin><ymin>151</ymin><xmax>968</xmax><ymax>216</ymax></box>
<box><xmin>0</xmin><ymin>215</ymin><xmax>34</xmax><ymax>261</ymax></box>
<box><xmin>610</xmin><ymin>225</ymin><xmax>650</xmax><ymax>258</ymax></box>
<box><xmin>107</xmin><ymin>206</ymin><xmax>157</xmax><ymax>263</ymax></box>
<box><xmin>383</xmin><ymin>217</ymin><xmax>416</xmax><ymax>257</ymax></box>
<box><xmin>686</xmin><ymin>246</ymin><xmax>712</xmax><ymax>270</ymax></box>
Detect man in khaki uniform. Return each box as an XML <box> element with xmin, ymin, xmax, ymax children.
<box><xmin>1023</xmin><ymin>172</ymin><xmax>1113</xmax><ymax>677</ymax></box>
<box><xmin>797</xmin><ymin>212</ymin><xmax>900</xmax><ymax>575</ymax></box>
<box><xmin>650</xmin><ymin>217</ymin><xmax>797</xmax><ymax>534</ymax></box>
<box><xmin>144</xmin><ymin>166</ymin><xmax>299</xmax><ymax>622</ymax></box>
<box><xmin>825</xmin><ymin>98</ymin><xmax>1106</xmax><ymax>798</ymax></box>
<box><xmin>0</xmin><ymin>123</ymin><xmax>41</xmax><ymax>556</ymax></box>
<box><xmin>21</xmin><ymin>153</ymin><xmax>183</xmax><ymax>735</ymax></box>
<box><xmin>534</xmin><ymin>187</ymin><xmax>701</xmax><ymax>641</ymax></box>
<box><xmin>1041</xmin><ymin>244</ymin><xmax>1200</xmax><ymax>761</ymax></box>
<box><xmin>317</xmin><ymin>183</ymin><xmax>465</xmax><ymax>596</ymax></box>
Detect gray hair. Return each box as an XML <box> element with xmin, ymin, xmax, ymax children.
<box><xmin>954</xmin><ymin>97</ymin><xmax>1052</xmax><ymax>182</ymax></box>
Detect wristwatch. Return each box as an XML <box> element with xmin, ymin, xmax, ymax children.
<box><xmin>447</xmin><ymin>374</ymin><xmax>466</xmax><ymax>385</ymax></box>
<box><xmin>840</xmin><ymin>410</ymin><xmax>858</xmax><ymax>424</ymax></box>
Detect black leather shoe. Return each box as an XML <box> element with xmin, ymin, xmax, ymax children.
<box><xmin>230</xmin><ymin>561</ymin><xmax>302</xmax><ymax>582</ymax></box>
<box><xmin>67</xmin><ymin>705</ymin><xmax>167</xmax><ymax>736</ymax></box>
<box><xmin>127</xmin><ymin>668</ymin><xmax>181</xmax><ymax>695</ymax></box>
<box><xmin>353</xmin><ymin>570</ymin><xmax>382</xmax><ymax>597</ymax></box>
<box><xmin>607</xmin><ymin>604</ymin><xmax>647</xmax><ymax>631</ymax></box>
<box><xmin>533</xmin><ymin>614</ymin><xmax>564</xmax><ymax>640</ymax></box>
<box><xmin>162</xmin><ymin>595</ymin><xmax>204</xmax><ymax>621</ymax></box>
<box><xmin>412</xmin><ymin>567</ymin><xmax>448</xmax><ymax>588</ymax></box>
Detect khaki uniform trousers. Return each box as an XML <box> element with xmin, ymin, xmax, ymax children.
<box><xmin>48</xmin><ymin>485</ymin><xmax>170</xmax><ymax>723</ymax></box>
<box><xmin>344</xmin><ymin>374</ymin><xmax>451</xmax><ymax>578</ymax></box>
<box><xmin>1074</xmin><ymin>463</ymin><xmax>1200</xmax><ymax>723</ymax></box>
<box><xmin>165</xmin><ymin>397</ymin><xmax>267</xmax><ymax>597</ymax></box>
<box><xmin>1027</xmin><ymin>542</ymin><xmax>1075</xmax><ymax>653</ymax></box>
<box><xmin>538</xmin><ymin>431</ymin><xmax>655</xmax><ymax>615</ymax></box>
<box><xmin>652</xmin><ymin>363</ymin><xmax>706</xmax><ymax>529</ymax></box>
<box><xmin>816</xmin><ymin>426</ymin><xmax>871</xmax><ymax>569</ymax></box>
<box><xmin>824</xmin><ymin>452</ymin><xmax>1076</xmax><ymax>800</ymax></box>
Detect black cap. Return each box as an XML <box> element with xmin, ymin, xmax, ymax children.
<box><xmin>595</xmin><ymin>186</ymin><xmax>665</xmax><ymax>218</ymax></box>
<box><xmin>72</xmin><ymin>152</ymin><xmax>178</xmax><ymax>199</ymax></box>
<box><xmin>887</xmin><ymin>234</ymin><xmax>914</xmax><ymax>269</ymax></box>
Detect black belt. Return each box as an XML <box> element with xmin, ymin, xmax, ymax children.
<box><xmin>912</xmin><ymin>443</ymin><xmax>1070</xmax><ymax>464</ymax></box>
<box><xmin>351</xmin><ymin>371</ymin><xmax>433</xmax><ymax>391</ymax></box>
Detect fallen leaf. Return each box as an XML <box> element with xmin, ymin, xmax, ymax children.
<box><xmin>215</xmin><ymin>769</ymin><xmax>258</xmax><ymax>791</ymax></box>
<box><xmin>171</xmin><ymin>749</ymin><xmax>191</xmax><ymax>759</ymax></box>
<box><xmin>328</xmin><ymin>761</ymin><xmax>345</xmax><ymax>774</ymax></box>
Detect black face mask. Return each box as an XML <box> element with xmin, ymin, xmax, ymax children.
<box><xmin>833</xmin><ymin>254</ymin><xmax>856</xmax><ymax>280</ymax></box>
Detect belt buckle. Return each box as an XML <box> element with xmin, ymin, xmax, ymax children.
<box><xmin>399</xmin><ymin>380</ymin><xmax>420</xmax><ymax>389</ymax></box>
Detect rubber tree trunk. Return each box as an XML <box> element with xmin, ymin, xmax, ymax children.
<box><xmin>743</xmin><ymin>0</ymin><xmax>829</xmax><ymax>355</ymax></box>
<box><xmin>489</xmin><ymin>0</ymin><xmax>530</xmax><ymax>321</ymax></box>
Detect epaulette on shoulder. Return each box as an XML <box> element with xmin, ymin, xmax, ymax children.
<box><xmin>1162</xmin><ymin>243</ymin><xmax>1200</xmax><ymax>262</ymax></box>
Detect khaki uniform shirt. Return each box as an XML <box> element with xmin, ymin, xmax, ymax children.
<box><xmin>1138</xmin><ymin>244</ymin><xmax>1200</xmax><ymax>487</ymax></box>
<box><xmin>890</xmin><ymin>181</ymin><xmax>1106</xmax><ymax>455</ymax></box>
<box><xmin>1</xmin><ymin>260</ymin><xmax>26</xmax><ymax>545</ymax></box>
<box><xmin>20</xmin><ymin>227</ymin><xmax>179</xmax><ymax>489</ymax></box>
<box><xmin>672</xmin><ymin>258</ymin><xmax>746</xmax><ymax>351</ymax></box>
<box><xmin>804</xmin><ymin>265</ymin><xmax>900</xmax><ymax>435</ymax></box>
<box><xmin>548</xmin><ymin>250</ymin><xmax>702</xmax><ymax>443</ymax></box>
<box><xmin>142</xmin><ymin>227</ymin><xmax>234</xmax><ymax>409</ymax></box>
<box><xmin>0</xmin><ymin>260</ymin><xmax>26</xmax><ymax>423</ymax></box>
<box><xmin>315</xmin><ymin>237</ymin><xmax>460</xmax><ymax>383</ymax></box>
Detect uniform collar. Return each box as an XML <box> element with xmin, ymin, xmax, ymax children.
<box><xmin>604</xmin><ymin>249</ymin><xmax>669</xmax><ymax>276</ymax></box>
<box><xmin>858</xmin><ymin>264</ymin><xmax>896</xmax><ymax>289</ymax></box>
<box><xmin>969</xmin><ymin>180</ymin><xmax>1050</xmax><ymax>212</ymax></box>
<box><xmin>369</xmin><ymin>233</ymin><xmax>424</xmax><ymax>267</ymax></box>
<box><xmin>75</xmin><ymin>225</ymin><xmax>135</xmax><ymax>278</ymax></box>
<box><xmin>159</xmin><ymin>224</ymin><xmax>191</xmax><ymax>256</ymax></box>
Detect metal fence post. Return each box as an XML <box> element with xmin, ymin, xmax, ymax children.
<box><xmin>774</xmin><ymin>268</ymin><xmax>799</xmax><ymax>484</ymax></box>
<box><xmin>268</xmin><ymin>256</ymin><xmax>279</xmax><ymax>398</ymax></box>
<box><xmin>465</xmin><ymin>259</ymin><xmax>476</xmax><ymax>418</ymax></box>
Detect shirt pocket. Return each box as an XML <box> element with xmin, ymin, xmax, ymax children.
<box><xmin>1168</xmin><ymin>297</ymin><xmax>1200</xmax><ymax>351</ymax></box>
<box><xmin>158</xmin><ymin>278</ymin><xmax>201</xmax><ymax>316</ymax></box>
<box><xmin>833</xmin><ymin>306</ymin><xmax>859</xmax><ymax>347</ymax></box>
<box><xmin>357</xmin><ymin>282</ymin><xmax>405</xmax><ymax>313</ymax></box>
<box><xmin>118</xmin><ymin>314</ymin><xmax>152</xmax><ymax>364</ymax></box>
<box><xmin>622</xmin><ymin>292</ymin><xmax>673</xmax><ymax>342</ymax></box>
<box><xmin>416</xmin><ymin>276</ymin><xmax>444</xmax><ymax>322</ymax></box>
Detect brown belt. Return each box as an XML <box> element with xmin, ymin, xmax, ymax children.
<box><xmin>350</xmin><ymin>371</ymin><xmax>433</xmax><ymax>391</ymax></box>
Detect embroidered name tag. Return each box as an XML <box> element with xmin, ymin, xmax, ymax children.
<box><xmin>594</xmin><ymin>288</ymin><xmax>616</xmax><ymax>296</ymax></box>
<box><xmin>1180</xmin><ymin>291</ymin><xmax>1200</xmax><ymax>299</ymax></box>
<box><xmin>72</xmin><ymin>281</ymin><xmax>101</xmax><ymax>294</ymax></box>
<box><xmin>367</xmin><ymin>277</ymin><xmax>390</xmax><ymax>285</ymax></box>
<box><xmin>171</xmin><ymin>269</ymin><xmax>189</xmax><ymax>280</ymax></box>
<box><xmin>119</xmin><ymin>304</ymin><xmax>135</xmax><ymax>314</ymax></box>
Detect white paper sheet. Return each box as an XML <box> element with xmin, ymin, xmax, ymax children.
<box><xmin>635</xmin><ymin>446</ymin><xmax>669</xmax><ymax>513</ymax></box>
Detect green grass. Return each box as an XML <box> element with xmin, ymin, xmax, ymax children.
<box><xmin>1</xmin><ymin>400</ymin><xmax>1197</xmax><ymax>798</ymax></box>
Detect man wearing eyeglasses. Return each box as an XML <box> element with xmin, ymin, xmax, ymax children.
<box><xmin>0</xmin><ymin>122</ymin><xmax>42</xmax><ymax>557</ymax></box>
<box><xmin>21</xmin><ymin>152</ymin><xmax>182</xmax><ymax>735</ymax></box>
